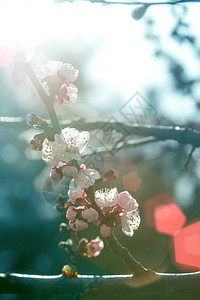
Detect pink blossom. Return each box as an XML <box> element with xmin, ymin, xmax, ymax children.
<box><xmin>68</xmin><ymin>187</ymin><xmax>86</xmax><ymax>204</ymax></box>
<box><xmin>56</xmin><ymin>83</ymin><xmax>78</xmax><ymax>105</ymax></box>
<box><xmin>100</xmin><ymin>224</ymin><xmax>113</xmax><ymax>237</ymax></box>
<box><xmin>82</xmin><ymin>208</ymin><xmax>99</xmax><ymax>223</ymax></box>
<box><xmin>35</xmin><ymin>61</ymin><xmax>79</xmax><ymax>105</ymax></box>
<box><xmin>118</xmin><ymin>191</ymin><xmax>138</xmax><ymax>212</ymax></box>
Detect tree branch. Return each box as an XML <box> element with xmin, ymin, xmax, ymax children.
<box><xmin>1</xmin><ymin>271</ymin><xmax>200</xmax><ymax>298</ymax></box>
<box><xmin>106</xmin><ymin>233</ymin><xmax>147</xmax><ymax>275</ymax></box>
<box><xmin>68</xmin><ymin>121</ymin><xmax>200</xmax><ymax>148</ymax></box>
<box><xmin>1</xmin><ymin>118</ymin><xmax>200</xmax><ymax>148</ymax></box>
<box><xmin>55</xmin><ymin>0</ymin><xmax>200</xmax><ymax>7</ymax></box>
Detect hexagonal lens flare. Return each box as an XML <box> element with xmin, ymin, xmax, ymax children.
<box><xmin>154</xmin><ymin>203</ymin><xmax>186</xmax><ymax>235</ymax></box>
<box><xmin>173</xmin><ymin>222</ymin><xmax>200</xmax><ymax>269</ymax></box>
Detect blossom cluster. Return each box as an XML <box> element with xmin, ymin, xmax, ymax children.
<box><xmin>27</xmin><ymin>60</ymin><xmax>141</xmax><ymax>260</ymax></box>
<box><xmin>67</xmin><ymin>185</ymin><xmax>140</xmax><ymax>238</ymax></box>
<box><xmin>35</xmin><ymin>61</ymin><xmax>79</xmax><ymax>105</ymax></box>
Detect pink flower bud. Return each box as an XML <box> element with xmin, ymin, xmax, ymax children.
<box><xmin>93</xmin><ymin>218</ymin><xmax>101</xmax><ymax>226</ymax></box>
<box><xmin>100</xmin><ymin>224</ymin><xmax>113</xmax><ymax>237</ymax></box>
<box><xmin>80</xmin><ymin>164</ymin><xmax>86</xmax><ymax>170</ymax></box>
<box><xmin>82</xmin><ymin>208</ymin><xmax>99</xmax><ymax>223</ymax></box>
<box><xmin>50</xmin><ymin>167</ymin><xmax>63</xmax><ymax>181</ymax></box>
<box><xmin>69</xmin><ymin>220</ymin><xmax>76</xmax><ymax>230</ymax></box>
<box><xmin>101</xmin><ymin>169</ymin><xmax>119</xmax><ymax>182</ymax></box>
<box><xmin>86</xmin><ymin>237</ymin><xmax>104</xmax><ymax>258</ymax></box>
<box><xmin>26</xmin><ymin>113</ymin><xmax>46</xmax><ymax>128</ymax></box>
<box><xmin>74</xmin><ymin>219</ymin><xmax>89</xmax><ymax>231</ymax></box>
<box><xmin>66</xmin><ymin>207</ymin><xmax>78</xmax><ymax>221</ymax></box>
<box><xmin>30</xmin><ymin>133</ymin><xmax>45</xmax><ymax>151</ymax></box>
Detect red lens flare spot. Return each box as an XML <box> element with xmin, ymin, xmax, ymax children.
<box><xmin>173</xmin><ymin>222</ymin><xmax>200</xmax><ymax>270</ymax></box>
<box><xmin>154</xmin><ymin>203</ymin><xmax>186</xmax><ymax>235</ymax></box>
<box><xmin>0</xmin><ymin>42</ymin><xmax>18</xmax><ymax>67</ymax></box>
<box><xmin>123</xmin><ymin>171</ymin><xmax>142</xmax><ymax>192</ymax></box>
<box><xmin>144</xmin><ymin>193</ymin><xmax>174</xmax><ymax>228</ymax></box>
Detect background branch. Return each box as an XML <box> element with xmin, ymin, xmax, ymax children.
<box><xmin>1</xmin><ymin>118</ymin><xmax>200</xmax><ymax>148</ymax></box>
<box><xmin>55</xmin><ymin>0</ymin><xmax>200</xmax><ymax>7</ymax></box>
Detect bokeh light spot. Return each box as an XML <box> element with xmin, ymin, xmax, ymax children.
<box><xmin>154</xmin><ymin>203</ymin><xmax>186</xmax><ymax>235</ymax></box>
<box><xmin>173</xmin><ymin>222</ymin><xmax>200</xmax><ymax>270</ymax></box>
<box><xmin>0</xmin><ymin>144</ymin><xmax>19</xmax><ymax>164</ymax></box>
<box><xmin>185</xmin><ymin>234</ymin><xmax>200</xmax><ymax>256</ymax></box>
<box><xmin>123</xmin><ymin>171</ymin><xmax>142</xmax><ymax>192</ymax></box>
<box><xmin>144</xmin><ymin>193</ymin><xmax>174</xmax><ymax>228</ymax></box>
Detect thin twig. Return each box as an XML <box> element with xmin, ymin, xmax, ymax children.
<box><xmin>106</xmin><ymin>233</ymin><xmax>147</xmax><ymax>275</ymax></box>
<box><xmin>55</xmin><ymin>0</ymin><xmax>200</xmax><ymax>6</ymax></box>
<box><xmin>182</xmin><ymin>146</ymin><xmax>196</xmax><ymax>171</ymax></box>
<box><xmin>23</xmin><ymin>63</ymin><xmax>61</xmax><ymax>134</ymax></box>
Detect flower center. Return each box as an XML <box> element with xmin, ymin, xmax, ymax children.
<box><xmin>65</xmin><ymin>137</ymin><xmax>78</xmax><ymax>153</ymax></box>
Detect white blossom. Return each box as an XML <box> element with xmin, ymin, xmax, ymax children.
<box><xmin>121</xmin><ymin>210</ymin><xmax>141</xmax><ymax>237</ymax></box>
<box><xmin>69</xmin><ymin>168</ymin><xmax>100</xmax><ymax>191</ymax></box>
<box><xmin>95</xmin><ymin>187</ymin><xmax>119</xmax><ymax>208</ymax></box>
<box><xmin>42</xmin><ymin>128</ymin><xmax>90</xmax><ymax>165</ymax></box>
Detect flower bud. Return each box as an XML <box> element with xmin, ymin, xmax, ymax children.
<box><xmin>66</xmin><ymin>207</ymin><xmax>78</xmax><ymax>221</ymax></box>
<box><xmin>58</xmin><ymin>241</ymin><xmax>66</xmax><ymax>249</ymax></box>
<box><xmin>62</xmin><ymin>166</ymin><xmax>78</xmax><ymax>178</ymax></box>
<box><xmin>101</xmin><ymin>169</ymin><xmax>119</xmax><ymax>182</ymax></box>
<box><xmin>77</xmin><ymin>238</ymin><xmax>88</xmax><ymax>255</ymax></box>
<box><xmin>131</xmin><ymin>5</ymin><xmax>149</xmax><ymax>21</ymax></box>
<box><xmin>100</xmin><ymin>224</ymin><xmax>113</xmax><ymax>237</ymax></box>
<box><xmin>62</xmin><ymin>264</ymin><xmax>78</xmax><ymax>277</ymax></box>
<box><xmin>30</xmin><ymin>133</ymin><xmax>45</xmax><ymax>151</ymax></box>
<box><xmin>50</xmin><ymin>167</ymin><xmax>63</xmax><ymax>181</ymax></box>
<box><xmin>82</xmin><ymin>208</ymin><xmax>99</xmax><ymax>223</ymax></box>
<box><xmin>93</xmin><ymin>218</ymin><xmax>101</xmax><ymax>226</ymax></box>
<box><xmin>86</xmin><ymin>237</ymin><xmax>104</xmax><ymax>258</ymax></box>
<box><xmin>26</xmin><ymin>112</ymin><xmax>46</xmax><ymax>128</ymax></box>
<box><xmin>59</xmin><ymin>223</ymin><xmax>68</xmax><ymax>234</ymax></box>
<box><xmin>74</xmin><ymin>219</ymin><xmax>89</xmax><ymax>231</ymax></box>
